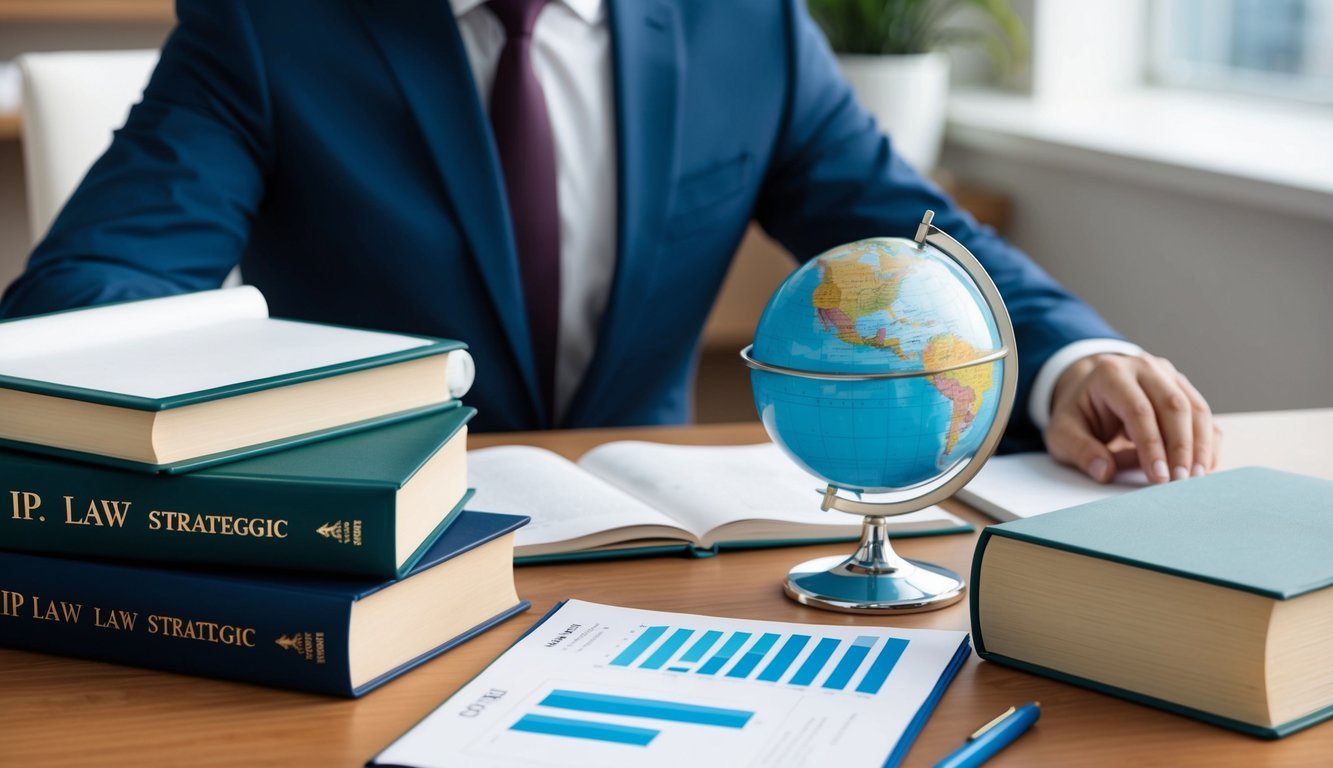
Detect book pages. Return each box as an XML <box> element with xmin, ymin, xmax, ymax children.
<box><xmin>0</xmin><ymin>285</ymin><xmax>268</xmax><ymax>359</ymax></box>
<box><xmin>956</xmin><ymin>453</ymin><xmax>1148</xmax><ymax>521</ymax></box>
<box><xmin>577</xmin><ymin>441</ymin><xmax>965</xmax><ymax>541</ymax></box>
<box><xmin>468</xmin><ymin>446</ymin><xmax>688</xmax><ymax>551</ymax></box>
<box><xmin>0</xmin><ymin>287</ymin><xmax>435</xmax><ymax>398</ymax></box>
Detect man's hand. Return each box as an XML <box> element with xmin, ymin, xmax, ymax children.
<box><xmin>1044</xmin><ymin>354</ymin><xmax>1221</xmax><ymax>484</ymax></box>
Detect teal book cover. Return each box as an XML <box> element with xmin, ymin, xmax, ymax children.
<box><xmin>970</xmin><ymin>467</ymin><xmax>1333</xmax><ymax>738</ymax></box>
<box><xmin>975</xmin><ymin>467</ymin><xmax>1333</xmax><ymax>599</ymax></box>
<box><xmin>0</xmin><ymin>510</ymin><xmax>530</xmax><ymax>697</ymax></box>
<box><xmin>0</xmin><ymin>407</ymin><xmax>476</xmax><ymax>578</ymax></box>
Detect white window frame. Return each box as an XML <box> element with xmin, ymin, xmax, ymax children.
<box><xmin>1147</xmin><ymin>0</ymin><xmax>1333</xmax><ymax>106</ymax></box>
<box><xmin>943</xmin><ymin>0</ymin><xmax>1333</xmax><ymax>223</ymax></box>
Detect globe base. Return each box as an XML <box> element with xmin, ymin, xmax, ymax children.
<box><xmin>784</xmin><ymin>554</ymin><xmax>965</xmax><ymax>614</ymax></box>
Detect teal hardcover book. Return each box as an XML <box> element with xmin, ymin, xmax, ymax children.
<box><xmin>970</xmin><ymin>467</ymin><xmax>1333</xmax><ymax>738</ymax></box>
<box><xmin>0</xmin><ymin>286</ymin><xmax>473</xmax><ymax>472</ymax></box>
<box><xmin>0</xmin><ymin>407</ymin><xmax>477</xmax><ymax>578</ymax></box>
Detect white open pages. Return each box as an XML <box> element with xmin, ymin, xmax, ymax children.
<box><xmin>0</xmin><ymin>286</ymin><xmax>435</xmax><ymax>399</ymax></box>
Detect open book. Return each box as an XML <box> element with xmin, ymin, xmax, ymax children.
<box><xmin>467</xmin><ymin>441</ymin><xmax>971</xmax><ymax>561</ymax></box>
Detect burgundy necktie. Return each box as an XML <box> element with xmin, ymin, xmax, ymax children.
<box><xmin>488</xmin><ymin>0</ymin><xmax>560</xmax><ymax>423</ymax></box>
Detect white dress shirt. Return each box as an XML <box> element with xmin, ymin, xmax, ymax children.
<box><xmin>447</xmin><ymin>0</ymin><xmax>1136</xmax><ymax>429</ymax></box>
<box><xmin>451</xmin><ymin>0</ymin><xmax>615</xmax><ymax>418</ymax></box>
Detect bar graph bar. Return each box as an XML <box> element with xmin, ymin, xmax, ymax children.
<box><xmin>540</xmin><ymin>689</ymin><xmax>753</xmax><ymax>728</ymax></box>
<box><xmin>511</xmin><ymin>714</ymin><xmax>658</xmax><ymax>746</ymax></box>
<box><xmin>696</xmin><ymin>632</ymin><xmax>752</xmax><ymax>675</ymax></box>
<box><xmin>789</xmin><ymin>637</ymin><xmax>841</xmax><ymax>686</ymax></box>
<box><xmin>680</xmin><ymin>630</ymin><xmax>723</xmax><ymax>663</ymax></box>
<box><xmin>823</xmin><ymin>636</ymin><xmax>878</xmax><ymax>690</ymax></box>
<box><xmin>610</xmin><ymin>626</ymin><xmax>668</xmax><ymax>667</ymax></box>
<box><xmin>756</xmin><ymin>634</ymin><xmax>810</xmax><ymax>682</ymax></box>
<box><xmin>725</xmin><ymin>633</ymin><xmax>780</xmax><ymax>679</ymax></box>
<box><xmin>641</xmin><ymin>628</ymin><xmax>694</xmax><ymax>670</ymax></box>
<box><xmin>610</xmin><ymin>624</ymin><xmax>914</xmax><ymax>695</ymax></box>
<box><xmin>855</xmin><ymin>637</ymin><xmax>909</xmax><ymax>694</ymax></box>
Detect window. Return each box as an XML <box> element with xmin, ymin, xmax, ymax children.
<box><xmin>1150</xmin><ymin>0</ymin><xmax>1333</xmax><ymax>104</ymax></box>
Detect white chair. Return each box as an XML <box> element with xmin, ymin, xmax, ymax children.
<box><xmin>17</xmin><ymin>50</ymin><xmax>160</xmax><ymax>244</ymax></box>
<box><xmin>17</xmin><ymin>50</ymin><xmax>242</xmax><ymax>287</ymax></box>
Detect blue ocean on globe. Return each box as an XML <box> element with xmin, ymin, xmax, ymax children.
<box><xmin>750</xmin><ymin>237</ymin><xmax>1004</xmax><ymax>493</ymax></box>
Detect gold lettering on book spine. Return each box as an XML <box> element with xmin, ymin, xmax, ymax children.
<box><xmin>1</xmin><ymin>589</ymin><xmax>27</xmax><ymax>616</ymax></box>
<box><xmin>63</xmin><ymin>496</ymin><xmax>132</xmax><ymax>528</ymax></box>
<box><xmin>147</xmin><ymin>510</ymin><xmax>289</xmax><ymax>538</ymax></box>
<box><xmin>9</xmin><ymin>490</ymin><xmax>43</xmax><ymax>522</ymax></box>
<box><xmin>147</xmin><ymin>614</ymin><xmax>257</xmax><ymax>647</ymax></box>
<box><xmin>276</xmin><ymin>631</ymin><xmax>327</xmax><ymax>664</ymax></box>
<box><xmin>0</xmin><ymin>588</ymin><xmax>258</xmax><ymax>646</ymax></box>
<box><xmin>315</xmin><ymin>521</ymin><xmax>363</xmax><ymax>546</ymax></box>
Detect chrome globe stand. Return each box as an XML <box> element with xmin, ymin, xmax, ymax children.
<box><xmin>783</xmin><ymin>484</ymin><xmax>970</xmax><ymax>614</ymax></box>
<box><xmin>746</xmin><ymin>210</ymin><xmax>1019</xmax><ymax>614</ymax></box>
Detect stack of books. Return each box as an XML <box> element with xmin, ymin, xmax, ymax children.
<box><xmin>0</xmin><ymin>287</ymin><xmax>529</xmax><ymax>696</ymax></box>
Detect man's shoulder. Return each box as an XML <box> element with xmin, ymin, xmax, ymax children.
<box><xmin>173</xmin><ymin>0</ymin><xmax>355</xmax><ymax>32</ymax></box>
<box><xmin>673</xmin><ymin>0</ymin><xmax>791</xmax><ymax>26</ymax></box>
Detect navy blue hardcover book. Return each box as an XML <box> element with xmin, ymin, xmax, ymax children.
<box><xmin>0</xmin><ymin>510</ymin><xmax>530</xmax><ymax>697</ymax></box>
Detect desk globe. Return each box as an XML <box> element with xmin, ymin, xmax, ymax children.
<box><xmin>741</xmin><ymin>211</ymin><xmax>1017</xmax><ymax>613</ymax></box>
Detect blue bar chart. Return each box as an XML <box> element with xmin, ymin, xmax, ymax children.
<box><xmin>511</xmin><ymin>714</ymin><xmax>658</xmax><ymax>747</ymax></box>
<box><xmin>508</xmin><ymin>689</ymin><xmax>755</xmax><ymax>747</ymax></box>
<box><xmin>374</xmin><ymin>602</ymin><xmax>972</xmax><ymax>768</ymax></box>
<box><xmin>606</xmin><ymin>624</ymin><xmax>910</xmax><ymax>695</ymax></box>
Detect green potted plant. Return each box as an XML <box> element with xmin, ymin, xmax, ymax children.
<box><xmin>807</xmin><ymin>0</ymin><xmax>1026</xmax><ymax>172</ymax></box>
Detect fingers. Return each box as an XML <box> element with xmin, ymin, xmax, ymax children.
<box><xmin>1135</xmin><ymin>357</ymin><xmax>1196</xmax><ymax>481</ymax></box>
<box><xmin>1045</xmin><ymin>410</ymin><xmax>1118</xmax><ymax>483</ymax></box>
<box><xmin>1094</xmin><ymin>358</ymin><xmax>1171</xmax><ymax>483</ymax></box>
<box><xmin>1178</xmin><ymin>373</ymin><xmax>1220</xmax><ymax>473</ymax></box>
<box><xmin>1044</xmin><ymin>353</ymin><xmax>1220</xmax><ymax>485</ymax></box>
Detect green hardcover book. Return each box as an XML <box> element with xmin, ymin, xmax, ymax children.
<box><xmin>970</xmin><ymin>467</ymin><xmax>1333</xmax><ymax>738</ymax></box>
<box><xmin>0</xmin><ymin>407</ymin><xmax>476</xmax><ymax>578</ymax></box>
<box><xmin>0</xmin><ymin>286</ymin><xmax>474</xmax><ymax>472</ymax></box>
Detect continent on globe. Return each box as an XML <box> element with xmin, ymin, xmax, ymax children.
<box><xmin>747</xmin><ymin>231</ymin><xmax>1009</xmax><ymax>492</ymax></box>
<box><xmin>811</xmin><ymin>244</ymin><xmax>920</xmax><ymax>360</ymax></box>
<box><xmin>923</xmin><ymin>333</ymin><xmax>993</xmax><ymax>455</ymax></box>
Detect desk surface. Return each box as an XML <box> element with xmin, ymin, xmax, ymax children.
<box><xmin>2</xmin><ymin>410</ymin><xmax>1330</xmax><ymax>767</ymax></box>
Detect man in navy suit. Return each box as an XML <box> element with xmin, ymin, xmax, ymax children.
<box><xmin>0</xmin><ymin>0</ymin><xmax>1217</xmax><ymax>484</ymax></box>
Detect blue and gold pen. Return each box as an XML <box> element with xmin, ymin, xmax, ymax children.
<box><xmin>933</xmin><ymin>702</ymin><xmax>1041</xmax><ymax>768</ymax></box>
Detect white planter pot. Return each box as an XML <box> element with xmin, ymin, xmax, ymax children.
<box><xmin>837</xmin><ymin>51</ymin><xmax>951</xmax><ymax>173</ymax></box>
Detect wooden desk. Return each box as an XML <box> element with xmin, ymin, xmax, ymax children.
<box><xmin>2</xmin><ymin>411</ymin><xmax>1330</xmax><ymax>767</ymax></box>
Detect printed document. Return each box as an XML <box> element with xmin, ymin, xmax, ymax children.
<box><xmin>371</xmin><ymin>600</ymin><xmax>969</xmax><ymax>768</ymax></box>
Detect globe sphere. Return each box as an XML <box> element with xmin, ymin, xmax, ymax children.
<box><xmin>748</xmin><ymin>237</ymin><xmax>1006</xmax><ymax>494</ymax></box>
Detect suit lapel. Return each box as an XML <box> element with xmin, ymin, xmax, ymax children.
<box><xmin>566</xmin><ymin>0</ymin><xmax>683</xmax><ymax>425</ymax></box>
<box><xmin>351</xmin><ymin>0</ymin><xmax>543</xmax><ymax>419</ymax></box>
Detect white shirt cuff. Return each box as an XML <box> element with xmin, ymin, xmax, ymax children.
<box><xmin>1029</xmin><ymin>339</ymin><xmax>1146</xmax><ymax>431</ymax></box>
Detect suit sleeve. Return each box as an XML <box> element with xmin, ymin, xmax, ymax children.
<box><xmin>0</xmin><ymin>0</ymin><xmax>272</xmax><ymax>319</ymax></box>
<box><xmin>753</xmin><ymin>0</ymin><xmax>1124</xmax><ymax>450</ymax></box>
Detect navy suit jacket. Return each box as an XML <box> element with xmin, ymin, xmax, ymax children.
<box><xmin>0</xmin><ymin>0</ymin><xmax>1120</xmax><ymax>445</ymax></box>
